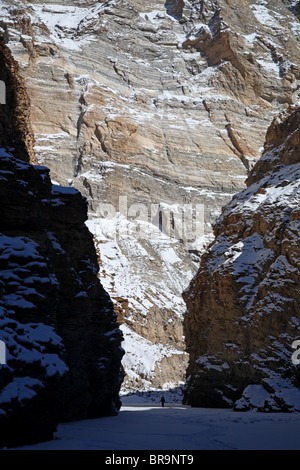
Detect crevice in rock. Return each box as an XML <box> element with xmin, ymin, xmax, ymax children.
<box><xmin>165</xmin><ymin>0</ymin><xmax>184</xmax><ymax>21</ymax></box>
<box><xmin>94</xmin><ymin>124</ymin><xmax>110</xmax><ymax>155</ymax></box>
<box><xmin>0</xmin><ymin>36</ymin><xmax>36</xmax><ymax>163</ymax></box>
<box><xmin>76</xmin><ymin>93</ymin><xmax>87</xmax><ymax>141</ymax></box>
<box><xmin>74</xmin><ymin>146</ymin><xmax>84</xmax><ymax>177</ymax></box>
<box><xmin>225</xmin><ymin>122</ymin><xmax>251</xmax><ymax>173</ymax></box>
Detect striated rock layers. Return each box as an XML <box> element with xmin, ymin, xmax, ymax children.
<box><xmin>184</xmin><ymin>105</ymin><xmax>300</xmax><ymax>412</ymax></box>
<box><xmin>1</xmin><ymin>0</ymin><xmax>300</xmax><ymax>391</ymax></box>
<box><xmin>0</xmin><ymin>38</ymin><xmax>123</xmax><ymax>448</ymax></box>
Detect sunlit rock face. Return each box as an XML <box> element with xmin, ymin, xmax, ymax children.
<box><xmin>184</xmin><ymin>106</ymin><xmax>300</xmax><ymax>412</ymax></box>
<box><xmin>1</xmin><ymin>0</ymin><xmax>300</xmax><ymax>392</ymax></box>
<box><xmin>0</xmin><ymin>38</ymin><xmax>123</xmax><ymax>448</ymax></box>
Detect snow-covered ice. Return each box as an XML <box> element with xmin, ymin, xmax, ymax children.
<box><xmin>10</xmin><ymin>400</ymin><xmax>300</xmax><ymax>450</ymax></box>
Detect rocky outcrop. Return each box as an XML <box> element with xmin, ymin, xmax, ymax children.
<box><xmin>0</xmin><ymin>36</ymin><xmax>123</xmax><ymax>448</ymax></box>
<box><xmin>2</xmin><ymin>0</ymin><xmax>300</xmax><ymax>392</ymax></box>
<box><xmin>183</xmin><ymin>106</ymin><xmax>300</xmax><ymax>412</ymax></box>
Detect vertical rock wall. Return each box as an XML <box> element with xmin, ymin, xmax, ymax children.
<box><xmin>184</xmin><ymin>106</ymin><xmax>300</xmax><ymax>412</ymax></box>
<box><xmin>0</xmin><ymin>37</ymin><xmax>123</xmax><ymax>448</ymax></box>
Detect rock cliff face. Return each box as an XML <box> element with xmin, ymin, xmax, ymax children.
<box><xmin>0</xmin><ymin>38</ymin><xmax>123</xmax><ymax>448</ymax></box>
<box><xmin>1</xmin><ymin>0</ymin><xmax>300</xmax><ymax>392</ymax></box>
<box><xmin>184</xmin><ymin>105</ymin><xmax>300</xmax><ymax>412</ymax></box>
<box><xmin>0</xmin><ymin>36</ymin><xmax>35</xmax><ymax>163</ymax></box>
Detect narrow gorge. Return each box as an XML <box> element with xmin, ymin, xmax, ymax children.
<box><xmin>2</xmin><ymin>0</ymin><xmax>300</xmax><ymax>395</ymax></box>
<box><xmin>0</xmin><ymin>0</ymin><xmax>300</xmax><ymax>448</ymax></box>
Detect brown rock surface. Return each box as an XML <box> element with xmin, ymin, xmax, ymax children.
<box><xmin>183</xmin><ymin>106</ymin><xmax>300</xmax><ymax>411</ymax></box>
<box><xmin>0</xmin><ymin>37</ymin><xmax>35</xmax><ymax>163</ymax></box>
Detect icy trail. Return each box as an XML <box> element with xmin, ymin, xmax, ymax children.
<box><xmin>11</xmin><ymin>403</ymin><xmax>300</xmax><ymax>450</ymax></box>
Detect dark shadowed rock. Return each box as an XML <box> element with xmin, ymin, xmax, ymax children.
<box><xmin>0</xmin><ymin>36</ymin><xmax>123</xmax><ymax>449</ymax></box>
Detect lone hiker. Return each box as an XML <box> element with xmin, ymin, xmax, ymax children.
<box><xmin>160</xmin><ymin>396</ymin><xmax>165</xmax><ymax>407</ymax></box>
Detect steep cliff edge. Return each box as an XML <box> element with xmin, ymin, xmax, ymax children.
<box><xmin>2</xmin><ymin>0</ymin><xmax>300</xmax><ymax>392</ymax></box>
<box><xmin>183</xmin><ymin>105</ymin><xmax>300</xmax><ymax>412</ymax></box>
<box><xmin>0</xmin><ymin>38</ymin><xmax>123</xmax><ymax>448</ymax></box>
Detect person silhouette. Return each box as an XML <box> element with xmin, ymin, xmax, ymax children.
<box><xmin>160</xmin><ymin>396</ymin><xmax>165</xmax><ymax>407</ymax></box>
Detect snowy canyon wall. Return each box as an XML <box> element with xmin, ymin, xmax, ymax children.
<box><xmin>0</xmin><ymin>38</ymin><xmax>123</xmax><ymax>448</ymax></box>
<box><xmin>1</xmin><ymin>0</ymin><xmax>300</xmax><ymax>392</ymax></box>
<box><xmin>184</xmin><ymin>105</ymin><xmax>300</xmax><ymax>412</ymax></box>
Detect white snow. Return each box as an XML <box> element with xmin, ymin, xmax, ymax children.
<box><xmin>28</xmin><ymin>3</ymin><xmax>102</xmax><ymax>50</ymax></box>
<box><xmin>0</xmin><ymin>232</ymin><xmax>69</xmax><ymax>414</ymax></box>
<box><xmin>0</xmin><ymin>377</ymin><xmax>44</xmax><ymax>404</ymax></box>
<box><xmin>251</xmin><ymin>3</ymin><xmax>284</xmax><ymax>30</ymax></box>
<box><xmin>10</xmin><ymin>403</ymin><xmax>300</xmax><ymax>450</ymax></box>
<box><xmin>86</xmin><ymin>215</ymin><xmax>193</xmax><ymax>320</ymax></box>
<box><xmin>256</xmin><ymin>57</ymin><xmax>280</xmax><ymax>76</ymax></box>
<box><xmin>121</xmin><ymin>325</ymin><xmax>186</xmax><ymax>389</ymax></box>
